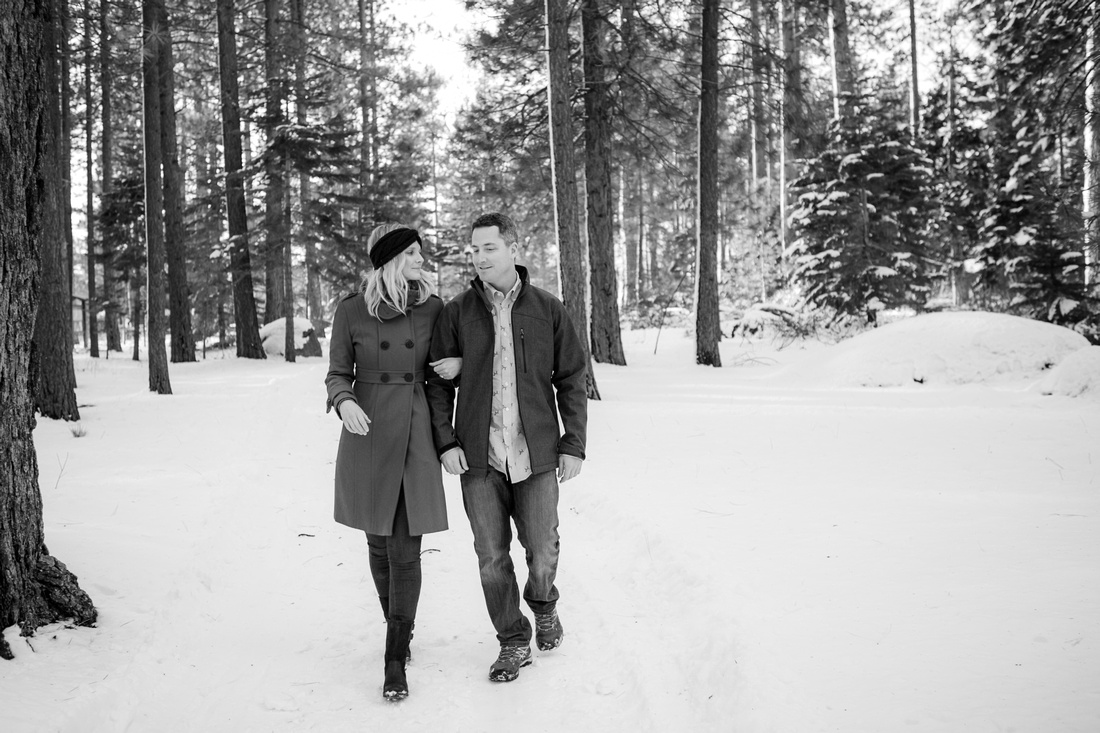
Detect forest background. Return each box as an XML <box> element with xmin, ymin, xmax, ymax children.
<box><xmin>2</xmin><ymin>0</ymin><xmax>1100</xmax><ymax>649</ymax></box>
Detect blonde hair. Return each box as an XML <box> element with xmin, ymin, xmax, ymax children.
<box><xmin>361</xmin><ymin>222</ymin><xmax>434</xmax><ymax>319</ymax></box>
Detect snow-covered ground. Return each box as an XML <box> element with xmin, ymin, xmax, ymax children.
<box><xmin>3</xmin><ymin>312</ymin><xmax>1098</xmax><ymax>732</ymax></box>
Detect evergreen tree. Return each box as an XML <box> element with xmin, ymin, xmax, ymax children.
<box><xmin>789</xmin><ymin>106</ymin><xmax>936</xmax><ymax>323</ymax></box>
<box><xmin>0</xmin><ymin>0</ymin><xmax>96</xmax><ymax>662</ymax></box>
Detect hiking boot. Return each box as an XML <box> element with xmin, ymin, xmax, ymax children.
<box><xmin>488</xmin><ymin>644</ymin><xmax>532</xmax><ymax>682</ymax></box>
<box><xmin>534</xmin><ymin>610</ymin><xmax>564</xmax><ymax>651</ymax></box>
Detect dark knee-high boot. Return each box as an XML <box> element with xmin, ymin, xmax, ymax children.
<box><xmin>378</xmin><ymin>596</ymin><xmax>414</xmax><ymax>663</ymax></box>
<box><xmin>383</xmin><ymin>620</ymin><xmax>414</xmax><ymax>701</ymax></box>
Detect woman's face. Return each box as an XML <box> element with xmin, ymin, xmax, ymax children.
<box><xmin>399</xmin><ymin>242</ymin><xmax>424</xmax><ymax>281</ymax></box>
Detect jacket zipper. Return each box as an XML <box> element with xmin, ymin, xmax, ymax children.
<box><xmin>520</xmin><ymin>327</ymin><xmax>527</xmax><ymax>373</ymax></box>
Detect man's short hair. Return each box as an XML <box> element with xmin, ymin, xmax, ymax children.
<box><xmin>471</xmin><ymin>212</ymin><xmax>519</xmax><ymax>247</ymax></box>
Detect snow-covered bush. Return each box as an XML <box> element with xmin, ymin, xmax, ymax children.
<box><xmin>259</xmin><ymin>317</ymin><xmax>321</xmax><ymax>357</ymax></box>
<box><xmin>1038</xmin><ymin>346</ymin><xmax>1100</xmax><ymax>399</ymax></box>
<box><xmin>802</xmin><ymin>311</ymin><xmax>1089</xmax><ymax>388</ymax></box>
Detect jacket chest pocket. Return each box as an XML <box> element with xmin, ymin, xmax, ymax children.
<box><xmin>513</xmin><ymin>317</ymin><xmax>549</xmax><ymax>375</ymax></box>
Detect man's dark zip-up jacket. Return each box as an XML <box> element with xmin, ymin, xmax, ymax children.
<box><xmin>426</xmin><ymin>265</ymin><xmax>588</xmax><ymax>477</ymax></box>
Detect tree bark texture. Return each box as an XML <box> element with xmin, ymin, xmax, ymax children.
<box><xmin>696</xmin><ymin>0</ymin><xmax>722</xmax><ymax>367</ymax></box>
<box><xmin>358</xmin><ymin>0</ymin><xmax>379</xmax><ymax>220</ymax></box>
<box><xmin>141</xmin><ymin>0</ymin><xmax>173</xmax><ymax>394</ymax></box>
<box><xmin>749</xmin><ymin>0</ymin><xmax>767</xmax><ymax>186</ymax></box>
<box><xmin>908</xmin><ymin>0</ymin><xmax>920</xmax><ymax>136</ymax></box>
<box><xmin>216</xmin><ymin>0</ymin><xmax>266</xmax><ymax>359</ymax></box>
<box><xmin>84</xmin><ymin>3</ymin><xmax>98</xmax><ymax>357</ymax></box>
<box><xmin>263</xmin><ymin>0</ymin><xmax>287</xmax><ymax>325</ymax></box>
<box><xmin>59</xmin><ymin>0</ymin><xmax>74</xmax><ymax>301</ymax></box>
<box><xmin>33</xmin><ymin>0</ymin><xmax>81</xmax><ymax>421</ymax></box>
<box><xmin>154</xmin><ymin>0</ymin><xmax>194</xmax><ymax>363</ymax></box>
<box><xmin>284</xmin><ymin>191</ymin><xmax>296</xmax><ymax>363</ymax></box>
<box><xmin>620</xmin><ymin>0</ymin><xmax>641</xmax><ymax>302</ymax></box>
<box><xmin>292</xmin><ymin>0</ymin><xmax>324</xmax><ymax>337</ymax></box>
<box><xmin>1085</xmin><ymin>0</ymin><xmax>1100</xmax><ymax>289</ymax></box>
<box><xmin>545</xmin><ymin>0</ymin><xmax>600</xmax><ymax>399</ymax></box>
<box><xmin>99</xmin><ymin>0</ymin><xmax>121</xmax><ymax>353</ymax></box>
<box><xmin>1</xmin><ymin>0</ymin><xmax>96</xmax><ymax>662</ymax></box>
<box><xmin>828</xmin><ymin>0</ymin><xmax>856</xmax><ymax>122</ymax></box>
<box><xmin>582</xmin><ymin>0</ymin><xmax>625</xmax><ymax>366</ymax></box>
<box><xmin>131</xmin><ymin>276</ymin><xmax>142</xmax><ymax>361</ymax></box>
<box><xmin>779</xmin><ymin>0</ymin><xmax>802</xmax><ymax>257</ymax></box>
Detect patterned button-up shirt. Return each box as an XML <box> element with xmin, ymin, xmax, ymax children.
<box><xmin>485</xmin><ymin>275</ymin><xmax>532</xmax><ymax>482</ymax></box>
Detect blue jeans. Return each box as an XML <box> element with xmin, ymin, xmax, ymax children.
<box><xmin>460</xmin><ymin>467</ymin><xmax>560</xmax><ymax>645</ymax></box>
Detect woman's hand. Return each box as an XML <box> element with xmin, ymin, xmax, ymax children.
<box><xmin>339</xmin><ymin>400</ymin><xmax>371</xmax><ymax>435</ymax></box>
<box><xmin>430</xmin><ymin>357</ymin><xmax>462</xmax><ymax>381</ymax></box>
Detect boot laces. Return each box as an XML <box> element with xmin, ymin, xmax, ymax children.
<box><xmin>535</xmin><ymin>612</ymin><xmax>558</xmax><ymax>632</ymax></box>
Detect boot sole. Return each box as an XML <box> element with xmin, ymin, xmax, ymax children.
<box><xmin>536</xmin><ymin>629</ymin><xmax>564</xmax><ymax>651</ymax></box>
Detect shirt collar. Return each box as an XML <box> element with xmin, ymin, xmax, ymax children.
<box><xmin>484</xmin><ymin>273</ymin><xmax>521</xmax><ymax>303</ymax></box>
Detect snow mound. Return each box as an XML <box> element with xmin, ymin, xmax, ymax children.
<box><xmin>259</xmin><ymin>317</ymin><xmax>317</xmax><ymax>356</ymax></box>
<box><xmin>1038</xmin><ymin>346</ymin><xmax>1100</xmax><ymax>398</ymax></box>
<box><xmin>805</xmin><ymin>311</ymin><xmax>1089</xmax><ymax>387</ymax></box>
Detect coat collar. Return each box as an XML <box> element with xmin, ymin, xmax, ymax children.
<box><xmin>376</xmin><ymin>281</ymin><xmax>425</xmax><ymax>320</ymax></box>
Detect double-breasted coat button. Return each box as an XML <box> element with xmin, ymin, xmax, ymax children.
<box><xmin>380</xmin><ymin>340</ymin><xmax>390</xmax><ymax>350</ymax></box>
<box><xmin>405</xmin><ymin>339</ymin><xmax>414</xmax><ymax>349</ymax></box>
<box><xmin>380</xmin><ymin>373</ymin><xmax>390</xmax><ymax>383</ymax></box>
<box><xmin>403</xmin><ymin>373</ymin><xmax>413</xmax><ymax>382</ymax></box>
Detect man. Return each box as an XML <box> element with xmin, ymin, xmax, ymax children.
<box><xmin>426</xmin><ymin>212</ymin><xmax>588</xmax><ymax>682</ymax></box>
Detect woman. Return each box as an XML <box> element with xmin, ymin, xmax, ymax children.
<box><xmin>325</xmin><ymin>223</ymin><xmax>460</xmax><ymax>701</ymax></box>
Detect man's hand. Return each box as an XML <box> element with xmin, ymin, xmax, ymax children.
<box><xmin>557</xmin><ymin>454</ymin><xmax>583</xmax><ymax>482</ymax></box>
<box><xmin>441</xmin><ymin>446</ymin><xmax>469</xmax><ymax>475</ymax></box>
<box><xmin>340</xmin><ymin>400</ymin><xmax>371</xmax><ymax>435</ymax></box>
<box><xmin>430</xmin><ymin>357</ymin><xmax>462</xmax><ymax>380</ymax></box>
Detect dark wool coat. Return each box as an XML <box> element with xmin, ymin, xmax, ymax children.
<box><xmin>426</xmin><ymin>266</ymin><xmax>588</xmax><ymax>477</ymax></box>
<box><xmin>326</xmin><ymin>292</ymin><xmax>448</xmax><ymax>536</ymax></box>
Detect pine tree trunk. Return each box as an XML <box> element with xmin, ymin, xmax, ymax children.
<box><xmin>828</xmin><ymin>0</ymin><xmax>855</xmax><ymax>122</ymax></box>
<box><xmin>131</xmin><ymin>276</ymin><xmax>142</xmax><ymax>361</ymax></box>
<box><xmin>908</xmin><ymin>0</ymin><xmax>920</xmax><ymax>136</ymax></box>
<box><xmin>141</xmin><ymin>0</ymin><xmax>172</xmax><ymax>394</ymax></box>
<box><xmin>216</xmin><ymin>0</ymin><xmax>266</xmax><ymax>359</ymax></box>
<box><xmin>1085</xmin><ymin>0</ymin><xmax>1100</xmax><ymax>290</ymax></box>
<box><xmin>100</xmin><ymin>0</ymin><xmax>121</xmax><ymax>354</ymax></box>
<box><xmin>779</xmin><ymin>0</ymin><xmax>801</xmax><ymax>259</ymax></box>
<box><xmin>623</xmin><ymin>162</ymin><xmax>638</xmax><ymax>303</ymax></box>
<box><xmin>84</xmin><ymin>3</ymin><xmax>98</xmax><ymax>357</ymax></box>
<box><xmin>284</xmin><ymin>179</ymin><xmax>296</xmax><ymax>363</ymax></box>
<box><xmin>60</xmin><ymin>0</ymin><xmax>74</xmax><ymax>304</ymax></box>
<box><xmin>545</xmin><ymin>0</ymin><xmax>600</xmax><ymax>399</ymax></box>
<box><xmin>33</xmin><ymin>0</ymin><xmax>81</xmax><ymax>421</ymax></box>
<box><xmin>696</xmin><ymin>0</ymin><xmax>722</xmax><ymax>367</ymax></box>
<box><xmin>291</xmin><ymin>0</ymin><xmax>324</xmax><ymax>338</ymax></box>
<box><xmin>582</xmin><ymin>0</ymin><xmax>625</xmax><ymax>366</ymax></box>
<box><xmin>621</xmin><ymin>0</ymin><xmax>639</xmax><ymax>304</ymax></box>
<box><xmin>749</xmin><ymin>0</ymin><xmax>767</xmax><ymax>186</ymax></box>
<box><xmin>263</xmin><ymin>0</ymin><xmax>287</xmax><ymax>326</ymax></box>
<box><xmin>358</xmin><ymin>0</ymin><xmax>378</xmax><ymax>217</ymax></box>
<box><xmin>1</xmin><ymin>0</ymin><xmax>97</xmax><ymax>662</ymax></box>
<box><xmin>637</xmin><ymin>166</ymin><xmax>647</xmax><ymax>296</ymax></box>
<box><xmin>154</xmin><ymin>0</ymin><xmax>194</xmax><ymax>363</ymax></box>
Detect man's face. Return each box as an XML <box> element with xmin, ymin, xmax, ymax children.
<box><xmin>470</xmin><ymin>226</ymin><xmax>518</xmax><ymax>291</ymax></box>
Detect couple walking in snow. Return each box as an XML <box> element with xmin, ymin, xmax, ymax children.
<box><xmin>324</xmin><ymin>213</ymin><xmax>589</xmax><ymax>700</ymax></box>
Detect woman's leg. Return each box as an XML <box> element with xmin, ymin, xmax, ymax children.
<box><xmin>366</xmin><ymin>532</ymin><xmax>390</xmax><ymax>620</ymax></box>
<box><xmin>382</xmin><ymin>490</ymin><xmax>421</xmax><ymax>700</ymax></box>
<box><xmin>385</xmin><ymin>490</ymin><xmax>423</xmax><ymax>624</ymax></box>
